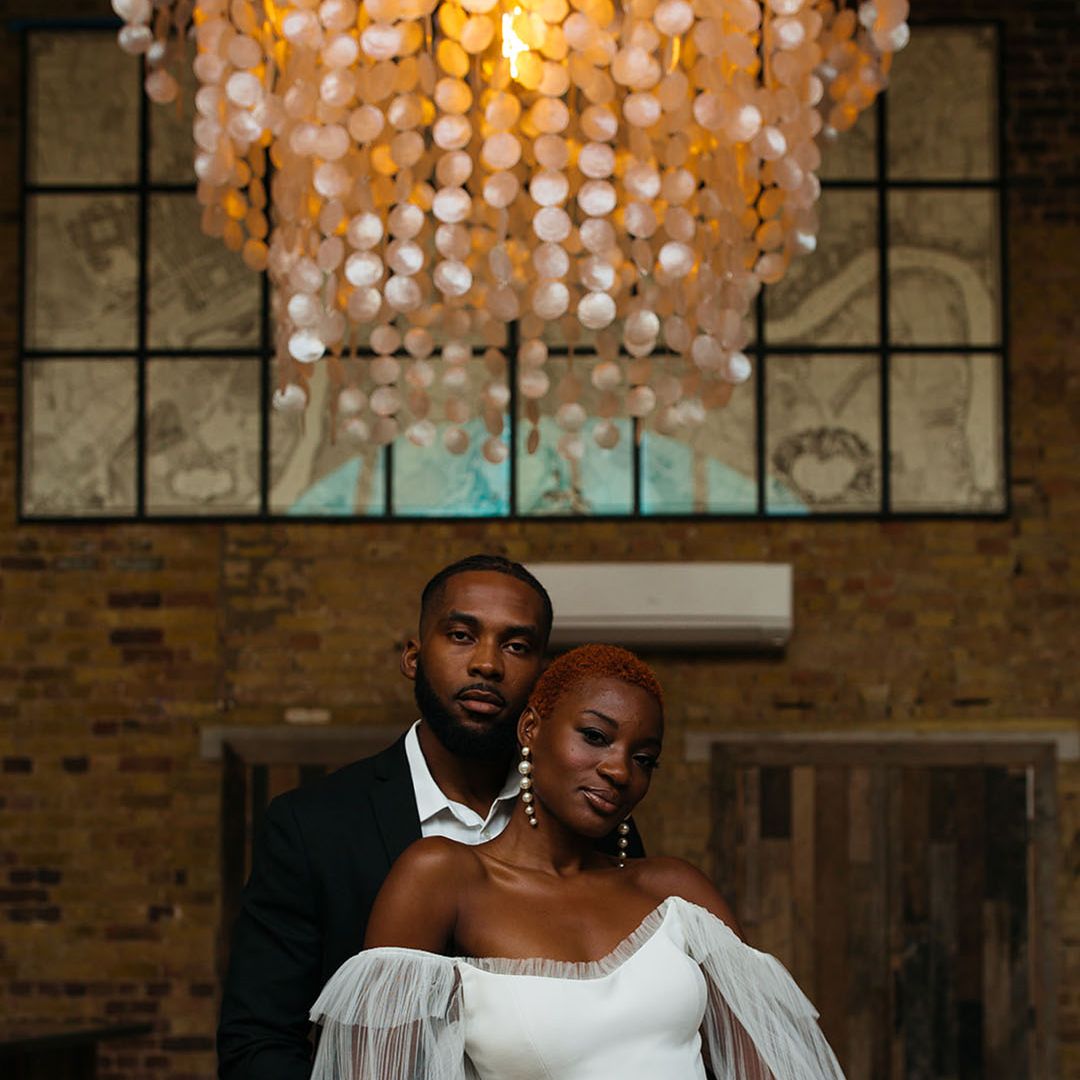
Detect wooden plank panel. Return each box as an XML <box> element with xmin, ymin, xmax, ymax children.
<box><xmin>900</xmin><ymin>767</ymin><xmax>933</xmax><ymax>1080</ymax></box>
<box><xmin>983</xmin><ymin>898</ymin><xmax>1012</xmax><ymax>1080</ymax></box>
<box><xmin>929</xmin><ymin>767</ymin><xmax>957</xmax><ymax>843</ymax></box>
<box><xmin>886</xmin><ymin>766</ymin><xmax>905</xmax><ymax>1079</ymax></box>
<box><xmin>954</xmin><ymin>768</ymin><xmax>985</xmax><ymax>1080</ymax></box>
<box><xmin>983</xmin><ymin>767</ymin><xmax>1031</xmax><ymax>1079</ymax></box>
<box><xmin>1030</xmin><ymin>754</ymin><xmax>1061</xmax><ymax>1080</ymax></box>
<box><xmin>814</xmin><ymin>765</ymin><xmax>850</xmax><ymax>1071</ymax></box>
<box><xmin>790</xmin><ymin>766</ymin><xmax>816</xmax><ymax>997</ymax></box>
<box><xmin>218</xmin><ymin>744</ymin><xmax>247</xmax><ymax>979</ymax></box>
<box><xmin>705</xmin><ymin>739</ymin><xmax>1053</xmax><ymax>1080</ymax></box>
<box><xmin>758</xmin><ymin>837</ymin><xmax>794</xmax><ymax>968</ymax></box>
<box><xmin>709</xmin><ymin>750</ymin><xmax>740</xmax><ymax>905</ymax></box>
<box><xmin>846</xmin><ymin>767</ymin><xmax>875</xmax><ymax>1079</ymax></box>
<box><xmin>733</xmin><ymin>765</ymin><xmax>749</xmax><ymax>929</ymax></box>
<box><xmin>742</xmin><ymin>766</ymin><xmax>762</xmax><ymax>929</ymax></box>
<box><xmin>867</xmin><ymin>766</ymin><xmax>891</xmax><ymax>1080</ymax></box>
<box><xmin>929</xmin><ymin>834</ymin><xmax>958</xmax><ymax>1079</ymax></box>
<box><xmin>250</xmin><ymin>762</ymin><xmax>269</xmax><ymax>851</ymax></box>
<box><xmin>760</xmin><ymin>766</ymin><xmax>792</xmax><ymax>839</ymax></box>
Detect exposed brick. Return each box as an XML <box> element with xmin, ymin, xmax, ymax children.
<box><xmin>117</xmin><ymin>757</ymin><xmax>173</xmax><ymax>774</ymax></box>
<box><xmin>121</xmin><ymin>647</ymin><xmax>175</xmax><ymax>663</ymax></box>
<box><xmin>0</xmin><ymin>556</ymin><xmax>46</xmax><ymax>570</ymax></box>
<box><xmin>1</xmin><ymin>4</ymin><xmax>1078</xmax><ymax>1080</ymax></box>
<box><xmin>107</xmin><ymin>592</ymin><xmax>162</xmax><ymax>609</ymax></box>
<box><xmin>161</xmin><ymin>1037</ymin><xmax>214</xmax><ymax>1052</ymax></box>
<box><xmin>109</xmin><ymin>628</ymin><xmax>165</xmax><ymax>646</ymax></box>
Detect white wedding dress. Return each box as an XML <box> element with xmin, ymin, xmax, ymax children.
<box><xmin>310</xmin><ymin>897</ymin><xmax>844</xmax><ymax>1080</ymax></box>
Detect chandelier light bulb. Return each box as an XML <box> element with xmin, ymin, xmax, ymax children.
<box><xmin>119</xmin><ymin>0</ymin><xmax>907</xmax><ymax>461</ymax></box>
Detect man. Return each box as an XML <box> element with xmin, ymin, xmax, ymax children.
<box><xmin>217</xmin><ymin>553</ymin><xmax>641</xmax><ymax>1079</ymax></box>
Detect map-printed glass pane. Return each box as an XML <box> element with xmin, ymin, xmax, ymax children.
<box><xmin>269</xmin><ymin>364</ymin><xmax>386</xmax><ymax>516</ymax></box>
<box><xmin>148</xmin><ymin>195</ymin><xmax>262</xmax><ymax>349</ymax></box>
<box><xmin>890</xmin><ymin>353</ymin><xmax>1005</xmax><ymax>512</ymax></box>
<box><xmin>889</xmin><ymin>189</ymin><xmax>1000</xmax><ymax>347</ymax></box>
<box><xmin>517</xmin><ymin>355</ymin><xmax>633</xmax><ymax>516</ymax></box>
<box><xmin>28</xmin><ymin>33</ymin><xmax>138</xmax><ymax>185</ymax></box>
<box><xmin>25</xmin><ymin>194</ymin><xmax>138</xmax><ymax>351</ymax></box>
<box><xmin>765</xmin><ymin>355</ymin><xmax>881</xmax><ymax>514</ymax></box>
<box><xmin>765</xmin><ymin>189</ymin><xmax>879</xmax><ymax>346</ymax></box>
<box><xmin>22</xmin><ymin>359</ymin><xmax>136</xmax><ymax>517</ymax></box>
<box><xmin>641</xmin><ymin>376</ymin><xmax>757</xmax><ymax>515</ymax></box>
<box><xmin>393</xmin><ymin>356</ymin><xmax>510</xmax><ymax>516</ymax></box>
<box><xmin>889</xmin><ymin>27</ymin><xmax>997</xmax><ymax>181</ymax></box>
<box><xmin>150</xmin><ymin>43</ymin><xmax>197</xmax><ymax>184</ymax></box>
<box><xmin>818</xmin><ymin>104</ymin><xmax>876</xmax><ymax>182</ymax></box>
<box><xmin>146</xmin><ymin>359</ymin><xmax>261</xmax><ymax>515</ymax></box>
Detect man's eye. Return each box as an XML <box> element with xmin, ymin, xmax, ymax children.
<box><xmin>634</xmin><ymin>756</ymin><xmax>659</xmax><ymax>771</ymax></box>
<box><xmin>505</xmin><ymin>640</ymin><xmax>532</xmax><ymax>655</ymax></box>
<box><xmin>448</xmin><ymin>630</ymin><xmax>472</xmax><ymax>642</ymax></box>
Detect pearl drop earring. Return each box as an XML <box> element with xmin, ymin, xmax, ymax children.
<box><xmin>518</xmin><ymin>745</ymin><xmax>537</xmax><ymax>827</ymax></box>
<box><xmin>617</xmin><ymin>821</ymin><xmax>631</xmax><ymax>867</ymax></box>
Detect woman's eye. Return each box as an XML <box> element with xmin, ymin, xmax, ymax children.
<box><xmin>634</xmin><ymin>756</ymin><xmax>659</xmax><ymax>771</ymax></box>
<box><xmin>581</xmin><ymin>729</ymin><xmax>607</xmax><ymax>745</ymax></box>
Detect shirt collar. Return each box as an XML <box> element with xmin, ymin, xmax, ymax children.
<box><xmin>404</xmin><ymin>720</ymin><xmax>519</xmax><ymax>825</ymax></box>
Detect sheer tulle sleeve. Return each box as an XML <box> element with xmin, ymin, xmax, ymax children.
<box><xmin>309</xmin><ymin>947</ymin><xmax>468</xmax><ymax>1080</ymax></box>
<box><xmin>678</xmin><ymin>901</ymin><xmax>846</xmax><ymax>1080</ymax></box>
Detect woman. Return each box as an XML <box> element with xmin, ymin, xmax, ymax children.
<box><xmin>310</xmin><ymin>645</ymin><xmax>844</xmax><ymax>1079</ymax></box>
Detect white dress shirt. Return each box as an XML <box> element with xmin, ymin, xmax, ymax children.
<box><xmin>404</xmin><ymin>720</ymin><xmax>519</xmax><ymax>844</ymax></box>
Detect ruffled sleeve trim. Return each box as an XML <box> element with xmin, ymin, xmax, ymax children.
<box><xmin>310</xmin><ymin>948</ymin><xmax>466</xmax><ymax>1080</ymax></box>
<box><xmin>674</xmin><ymin>898</ymin><xmax>846</xmax><ymax>1080</ymax></box>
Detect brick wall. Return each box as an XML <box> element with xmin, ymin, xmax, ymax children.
<box><xmin>0</xmin><ymin>2</ymin><xmax>1077</xmax><ymax>1078</ymax></box>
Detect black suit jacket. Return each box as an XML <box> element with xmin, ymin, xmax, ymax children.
<box><xmin>217</xmin><ymin>735</ymin><xmax>644</xmax><ymax>1080</ymax></box>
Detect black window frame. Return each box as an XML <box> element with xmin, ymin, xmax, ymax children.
<box><xmin>15</xmin><ymin>16</ymin><xmax>1010</xmax><ymax>524</ymax></box>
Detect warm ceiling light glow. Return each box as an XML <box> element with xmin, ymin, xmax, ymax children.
<box><xmin>501</xmin><ymin>8</ymin><xmax>528</xmax><ymax>80</ymax></box>
<box><xmin>113</xmin><ymin>0</ymin><xmax>909</xmax><ymax>461</ymax></box>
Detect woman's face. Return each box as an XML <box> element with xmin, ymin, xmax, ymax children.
<box><xmin>521</xmin><ymin>676</ymin><xmax>663</xmax><ymax>838</ymax></box>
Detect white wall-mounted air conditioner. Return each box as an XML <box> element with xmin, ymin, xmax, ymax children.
<box><xmin>529</xmin><ymin>562</ymin><xmax>793</xmax><ymax>651</ymax></box>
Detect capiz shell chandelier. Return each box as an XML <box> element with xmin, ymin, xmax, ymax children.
<box><xmin>114</xmin><ymin>0</ymin><xmax>909</xmax><ymax>462</ymax></box>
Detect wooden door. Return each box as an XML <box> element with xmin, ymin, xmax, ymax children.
<box><xmin>711</xmin><ymin>741</ymin><xmax>1060</xmax><ymax>1080</ymax></box>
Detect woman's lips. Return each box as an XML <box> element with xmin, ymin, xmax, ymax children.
<box><xmin>581</xmin><ymin>788</ymin><xmax>621</xmax><ymax>815</ymax></box>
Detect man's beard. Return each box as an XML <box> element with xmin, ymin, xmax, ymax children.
<box><xmin>413</xmin><ymin>659</ymin><xmax>518</xmax><ymax>762</ymax></box>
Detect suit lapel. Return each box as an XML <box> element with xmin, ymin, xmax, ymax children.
<box><xmin>370</xmin><ymin>735</ymin><xmax>423</xmax><ymax>865</ymax></box>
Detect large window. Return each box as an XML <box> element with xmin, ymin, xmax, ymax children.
<box><xmin>18</xmin><ymin>22</ymin><xmax>1006</xmax><ymax>520</ymax></box>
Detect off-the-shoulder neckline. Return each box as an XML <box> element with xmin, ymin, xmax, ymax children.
<box><xmin>365</xmin><ymin>896</ymin><xmax>741</xmax><ymax>982</ymax></box>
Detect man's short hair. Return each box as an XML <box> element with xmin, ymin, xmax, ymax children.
<box><xmin>420</xmin><ymin>554</ymin><xmax>554</xmax><ymax>644</ymax></box>
<box><xmin>528</xmin><ymin>643</ymin><xmax>664</xmax><ymax>721</ymax></box>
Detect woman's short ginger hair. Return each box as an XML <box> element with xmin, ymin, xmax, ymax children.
<box><xmin>527</xmin><ymin>644</ymin><xmax>664</xmax><ymax>721</ymax></box>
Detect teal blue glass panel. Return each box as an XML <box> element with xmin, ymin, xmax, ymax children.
<box><xmin>392</xmin><ymin>419</ymin><xmax>510</xmax><ymax>516</ymax></box>
<box><xmin>286</xmin><ymin>453</ymin><xmax>385</xmax><ymax>516</ymax></box>
<box><xmin>517</xmin><ymin>416</ymin><xmax>633</xmax><ymax>516</ymax></box>
<box><xmin>640</xmin><ymin>369</ymin><xmax>759</xmax><ymax>514</ymax></box>
<box><xmin>269</xmin><ymin>364</ymin><xmax>386</xmax><ymax>516</ymax></box>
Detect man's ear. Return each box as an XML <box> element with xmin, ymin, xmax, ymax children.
<box><xmin>517</xmin><ymin>706</ymin><xmax>540</xmax><ymax>748</ymax></box>
<box><xmin>400</xmin><ymin>636</ymin><xmax>420</xmax><ymax>680</ymax></box>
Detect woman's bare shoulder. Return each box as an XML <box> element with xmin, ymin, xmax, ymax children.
<box><xmin>630</xmin><ymin>855</ymin><xmax>744</xmax><ymax>938</ymax></box>
<box><xmin>394</xmin><ymin>835</ymin><xmax>486</xmax><ymax>879</ymax></box>
<box><xmin>364</xmin><ymin>838</ymin><xmax>483</xmax><ymax>950</ymax></box>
